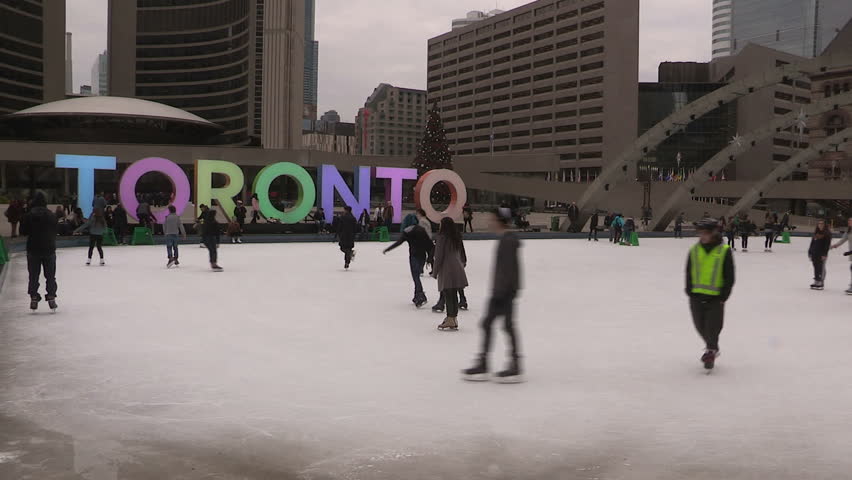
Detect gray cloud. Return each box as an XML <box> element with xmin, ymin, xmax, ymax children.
<box><xmin>68</xmin><ymin>0</ymin><xmax>710</xmax><ymax>121</ymax></box>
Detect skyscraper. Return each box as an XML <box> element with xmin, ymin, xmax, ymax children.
<box><xmin>65</xmin><ymin>32</ymin><xmax>72</xmax><ymax>94</ymax></box>
<box><xmin>0</xmin><ymin>0</ymin><xmax>67</xmax><ymax>114</ymax></box>
<box><xmin>108</xmin><ymin>0</ymin><xmax>304</xmax><ymax>147</ymax></box>
<box><xmin>90</xmin><ymin>51</ymin><xmax>108</xmax><ymax>96</ymax></box>
<box><xmin>303</xmin><ymin>0</ymin><xmax>319</xmax><ymax>130</ymax></box>
<box><xmin>712</xmin><ymin>0</ymin><xmax>852</xmax><ymax>59</ymax></box>
<box><xmin>355</xmin><ymin>84</ymin><xmax>427</xmax><ymax>156</ymax></box>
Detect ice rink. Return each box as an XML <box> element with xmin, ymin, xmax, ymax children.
<box><xmin>1</xmin><ymin>237</ymin><xmax>850</xmax><ymax>479</ymax></box>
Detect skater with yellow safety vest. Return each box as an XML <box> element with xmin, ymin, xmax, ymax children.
<box><xmin>686</xmin><ymin>218</ymin><xmax>736</xmax><ymax>371</ymax></box>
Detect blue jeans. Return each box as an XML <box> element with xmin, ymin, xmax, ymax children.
<box><xmin>409</xmin><ymin>255</ymin><xmax>425</xmax><ymax>297</ymax></box>
<box><xmin>166</xmin><ymin>234</ymin><xmax>179</xmax><ymax>260</ymax></box>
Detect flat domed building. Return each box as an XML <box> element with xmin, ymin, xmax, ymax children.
<box><xmin>0</xmin><ymin>96</ymin><xmax>225</xmax><ymax>145</ymax></box>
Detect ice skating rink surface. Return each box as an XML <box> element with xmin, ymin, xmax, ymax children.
<box><xmin>1</xmin><ymin>238</ymin><xmax>850</xmax><ymax>480</ymax></box>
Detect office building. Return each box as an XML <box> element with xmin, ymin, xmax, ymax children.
<box><xmin>712</xmin><ymin>0</ymin><xmax>852</xmax><ymax>59</ymax></box>
<box><xmin>355</xmin><ymin>84</ymin><xmax>427</xmax><ymax>156</ymax></box>
<box><xmin>711</xmin><ymin>44</ymin><xmax>814</xmax><ymax>180</ymax></box>
<box><xmin>65</xmin><ymin>32</ymin><xmax>72</xmax><ymax>94</ymax></box>
<box><xmin>452</xmin><ymin>10</ymin><xmax>505</xmax><ymax>30</ymax></box>
<box><xmin>303</xmin><ymin>0</ymin><xmax>319</xmax><ymax>130</ymax></box>
<box><xmin>79</xmin><ymin>85</ymin><xmax>92</xmax><ymax>96</ymax></box>
<box><xmin>314</xmin><ymin>109</ymin><xmax>341</xmax><ymax>133</ymax></box>
<box><xmin>303</xmin><ymin>121</ymin><xmax>356</xmax><ymax>154</ymax></box>
<box><xmin>427</xmin><ymin>0</ymin><xmax>640</xmax><ymax>179</ymax></box>
<box><xmin>91</xmin><ymin>50</ymin><xmax>108</xmax><ymax>96</ymax></box>
<box><xmin>108</xmin><ymin>0</ymin><xmax>305</xmax><ymax>147</ymax></box>
<box><xmin>0</xmin><ymin>0</ymin><xmax>66</xmax><ymax>114</ymax></box>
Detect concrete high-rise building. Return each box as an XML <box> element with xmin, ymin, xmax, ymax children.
<box><xmin>108</xmin><ymin>0</ymin><xmax>304</xmax><ymax>147</ymax></box>
<box><xmin>712</xmin><ymin>0</ymin><xmax>852</xmax><ymax>60</ymax></box>
<box><xmin>303</xmin><ymin>0</ymin><xmax>319</xmax><ymax>130</ymax></box>
<box><xmin>79</xmin><ymin>85</ymin><xmax>92</xmax><ymax>96</ymax></box>
<box><xmin>0</xmin><ymin>0</ymin><xmax>67</xmax><ymax>114</ymax></box>
<box><xmin>428</xmin><ymin>0</ymin><xmax>639</xmax><ymax>178</ymax></box>
<box><xmin>452</xmin><ymin>10</ymin><xmax>505</xmax><ymax>30</ymax></box>
<box><xmin>90</xmin><ymin>51</ymin><xmax>108</xmax><ymax>96</ymax></box>
<box><xmin>355</xmin><ymin>84</ymin><xmax>427</xmax><ymax>156</ymax></box>
<box><xmin>65</xmin><ymin>32</ymin><xmax>72</xmax><ymax>94</ymax></box>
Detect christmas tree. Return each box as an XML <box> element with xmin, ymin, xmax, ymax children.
<box><xmin>412</xmin><ymin>103</ymin><xmax>454</xmax><ymax>204</ymax></box>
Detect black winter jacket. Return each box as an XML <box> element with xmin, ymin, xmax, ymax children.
<box><xmin>384</xmin><ymin>225</ymin><xmax>431</xmax><ymax>260</ymax></box>
<box><xmin>20</xmin><ymin>206</ymin><xmax>58</xmax><ymax>256</ymax></box>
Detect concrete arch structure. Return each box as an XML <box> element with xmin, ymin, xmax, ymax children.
<box><xmin>652</xmin><ymin>90</ymin><xmax>852</xmax><ymax>231</ymax></box>
<box><xmin>569</xmin><ymin>51</ymin><xmax>852</xmax><ymax>231</ymax></box>
<box><xmin>726</xmin><ymin>128</ymin><xmax>852</xmax><ymax>218</ymax></box>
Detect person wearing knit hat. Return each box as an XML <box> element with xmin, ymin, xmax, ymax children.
<box><xmin>463</xmin><ymin>207</ymin><xmax>524</xmax><ymax>383</ymax></box>
<box><xmin>383</xmin><ymin>214</ymin><xmax>433</xmax><ymax>307</ymax></box>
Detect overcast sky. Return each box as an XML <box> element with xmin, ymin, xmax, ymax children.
<box><xmin>68</xmin><ymin>0</ymin><xmax>711</xmax><ymax>121</ymax></box>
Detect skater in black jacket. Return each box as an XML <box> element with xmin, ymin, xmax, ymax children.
<box><xmin>738</xmin><ymin>215</ymin><xmax>755</xmax><ymax>252</ymax></box>
<box><xmin>588</xmin><ymin>212</ymin><xmax>599</xmax><ymax>241</ymax></box>
<box><xmin>19</xmin><ymin>192</ymin><xmax>59</xmax><ymax>311</ymax></box>
<box><xmin>198</xmin><ymin>204</ymin><xmax>223</xmax><ymax>271</ymax></box>
<box><xmin>808</xmin><ymin>220</ymin><xmax>832</xmax><ymax>290</ymax></box>
<box><xmin>463</xmin><ymin>208</ymin><xmax>523</xmax><ymax>382</ymax></box>
<box><xmin>686</xmin><ymin>218</ymin><xmax>735</xmax><ymax>371</ymax></box>
<box><xmin>337</xmin><ymin>206</ymin><xmax>359</xmax><ymax>269</ymax></box>
<box><xmin>384</xmin><ymin>214</ymin><xmax>433</xmax><ymax>307</ymax></box>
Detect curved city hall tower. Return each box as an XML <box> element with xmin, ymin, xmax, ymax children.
<box><xmin>108</xmin><ymin>0</ymin><xmax>304</xmax><ymax>147</ymax></box>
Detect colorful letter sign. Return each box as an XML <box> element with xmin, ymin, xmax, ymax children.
<box><xmin>317</xmin><ymin>165</ymin><xmax>372</xmax><ymax>220</ymax></box>
<box><xmin>252</xmin><ymin>162</ymin><xmax>317</xmax><ymax>224</ymax></box>
<box><xmin>414</xmin><ymin>169</ymin><xmax>468</xmax><ymax>223</ymax></box>
<box><xmin>375</xmin><ymin>167</ymin><xmax>418</xmax><ymax>224</ymax></box>
<box><xmin>194</xmin><ymin>159</ymin><xmax>245</xmax><ymax>219</ymax></box>
<box><xmin>55</xmin><ymin>154</ymin><xmax>117</xmax><ymax>217</ymax></box>
<box><xmin>119</xmin><ymin>157</ymin><xmax>191</xmax><ymax>223</ymax></box>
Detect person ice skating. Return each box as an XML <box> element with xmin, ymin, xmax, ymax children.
<box><xmin>463</xmin><ymin>203</ymin><xmax>474</xmax><ymax>233</ymax></box>
<box><xmin>567</xmin><ymin>201</ymin><xmax>579</xmax><ymax>231</ymax></box>
<box><xmin>763</xmin><ymin>217</ymin><xmax>778</xmax><ymax>252</ymax></box>
<box><xmin>417</xmin><ymin>209</ymin><xmax>434</xmax><ymax>274</ymax></box>
<box><xmin>92</xmin><ymin>192</ymin><xmax>107</xmax><ymax>213</ymax></box>
<box><xmin>73</xmin><ymin>208</ymin><xmax>107</xmax><ymax>266</ymax></box>
<box><xmin>4</xmin><ymin>199</ymin><xmax>24</xmax><ymax>237</ymax></box>
<box><xmin>164</xmin><ymin>205</ymin><xmax>186</xmax><ymax>268</ymax></box>
<box><xmin>725</xmin><ymin>217</ymin><xmax>737</xmax><ymax>250</ymax></box>
<box><xmin>776</xmin><ymin>210</ymin><xmax>791</xmax><ymax>240</ymax></box>
<box><xmin>136</xmin><ymin>200</ymin><xmax>153</xmax><ymax>230</ymax></box>
<box><xmin>830</xmin><ymin>217</ymin><xmax>852</xmax><ymax>295</ymax></box>
<box><xmin>337</xmin><ymin>206</ymin><xmax>358</xmax><ymax>269</ymax></box>
<box><xmin>686</xmin><ymin>218</ymin><xmax>735</xmax><ymax>371</ymax></box>
<box><xmin>198</xmin><ymin>204</ymin><xmax>223</xmax><ymax>271</ymax></box>
<box><xmin>463</xmin><ymin>208</ymin><xmax>523</xmax><ymax>382</ymax></box>
<box><xmin>432</xmin><ymin>217</ymin><xmax>468</xmax><ymax>331</ymax></box>
<box><xmin>604</xmin><ymin>212</ymin><xmax>614</xmax><ymax>242</ymax></box>
<box><xmin>384</xmin><ymin>202</ymin><xmax>395</xmax><ymax>230</ymax></box>
<box><xmin>250</xmin><ymin>193</ymin><xmax>261</xmax><ymax>224</ymax></box>
<box><xmin>232</xmin><ymin>200</ymin><xmax>247</xmax><ymax>243</ymax></box>
<box><xmin>622</xmin><ymin>217</ymin><xmax>636</xmax><ymax>245</ymax></box>
<box><xmin>20</xmin><ymin>193</ymin><xmax>59</xmax><ymax>311</ymax></box>
<box><xmin>315</xmin><ymin>207</ymin><xmax>327</xmax><ymax>234</ymax></box>
<box><xmin>612</xmin><ymin>213</ymin><xmax>624</xmax><ymax>244</ymax></box>
<box><xmin>808</xmin><ymin>219</ymin><xmax>832</xmax><ymax>290</ymax></box>
<box><xmin>384</xmin><ymin>214</ymin><xmax>433</xmax><ymax>307</ymax></box>
<box><xmin>112</xmin><ymin>203</ymin><xmax>128</xmax><ymax>245</ymax></box>
<box><xmin>674</xmin><ymin>212</ymin><xmax>685</xmax><ymax>239</ymax></box>
<box><xmin>588</xmin><ymin>211</ymin><xmax>599</xmax><ymax>241</ymax></box>
<box><xmin>738</xmin><ymin>214</ymin><xmax>754</xmax><ymax>252</ymax></box>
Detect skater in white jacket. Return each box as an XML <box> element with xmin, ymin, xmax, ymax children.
<box><xmin>831</xmin><ymin>217</ymin><xmax>852</xmax><ymax>295</ymax></box>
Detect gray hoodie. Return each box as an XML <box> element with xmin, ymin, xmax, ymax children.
<box><xmin>834</xmin><ymin>229</ymin><xmax>851</xmax><ymax>262</ymax></box>
<box><xmin>74</xmin><ymin>216</ymin><xmax>106</xmax><ymax>235</ymax></box>
<box><xmin>163</xmin><ymin>213</ymin><xmax>186</xmax><ymax>236</ymax></box>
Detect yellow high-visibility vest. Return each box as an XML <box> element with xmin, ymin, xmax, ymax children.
<box><xmin>690</xmin><ymin>243</ymin><xmax>729</xmax><ymax>296</ymax></box>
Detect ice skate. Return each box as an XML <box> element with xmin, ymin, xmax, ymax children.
<box><xmin>495</xmin><ymin>358</ymin><xmax>524</xmax><ymax>383</ymax></box>
<box><xmin>167</xmin><ymin>258</ymin><xmax>175</xmax><ymax>269</ymax></box>
<box><xmin>701</xmin><ymin>349</ymin><xmax>718</xmax><ymax>371</ymax></box>
<box><xmin>174</xmin><ymin>259</ymin><xmax>180</xmax><ymax>266</ymax></box>
<box><xmin>414</xmin><ymin>294</ymin><xmax>428</xmax><ymax>308</ymax></box>
<box><xmin>47</xmin><ymin>297</ymin><xmax>58</xmax><ymax>312</ymax></box>
<box><xmin>742</xmin><ymin>248</ymin><xmax>748</xmax><ymax>252</ymax></box>
<box><xmin>350</xmin><ymin>250</ymin><xmax>356</xmax><ymax>261</ymax></box>
<box><xmin>85</xmin><ymin>259</ymin><xmax>91</xmax><ymax>266</ymax></box>
<box><xmin>431</xmin><ymin>303</ymin><xmax>444</xmax><ymax>313</ymax></box>
<box><xmin>29</xmin><ymin>295</ymin><xmax>40</xmax><ymax>311</ymax></box>
<box><xmin>237</xmin><ymin>238</ymin><xmax>242</xmax><ymax>244</ymax></box>
<box><xmin>99</xmin><ymin>259</ymin><xmax>105</xmax><ymax>266</ymax></box>
<box><xmin>846</xmin><ymin>288</ymin><xmax>852</xmax><ymax>295</ymax></box>
<box><xmin>462</xmin><ymin>357</ymin><xmax>489</xmax><ymax>382</ymax></box>
<box><xmin>811</xmin><ymin>281</ymin><xmax>824</xmax><ymax>290</ymax></box>
<box><xmin>211</xmin><ymin>264</ymin><xmax>224</xmax><ymax>272</ymax></box>
<box><xmin>437</xmin><ymin>316</ymin><xmax>458</xmax><ymax>331</ymax></box>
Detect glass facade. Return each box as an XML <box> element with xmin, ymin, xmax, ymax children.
<box><xmin>0</xmin><ymin>0</ymin><xmax>45</xmax><ymax>113</ymax></box>
<box><xmin>638</xmin><ymin>83</ymin><xmax>737</xmax><ymax>180</ymax></box>
<box><xmin>304</xmin><ymin>0</ymin><xmax>318</xmax><ymax>121</ymax></box>
<box><xmin>728</xmin><ymin>0</ymin><xmax>852</xmax><ymax>58</ymax></box>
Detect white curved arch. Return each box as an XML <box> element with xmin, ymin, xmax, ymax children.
<box><xmin>726</xmin><ymin>128</ymin><xmax>852</xmax><ymax>217</ymax></box>
<box><xmin>651</xmin><ymin>90</ymin><xmax>852</xmax><ymax>231</ymax></box>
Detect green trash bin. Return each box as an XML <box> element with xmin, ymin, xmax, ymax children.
<box><xmin>630</xmin><ymin>231</ymin><xmax>640</xmax><ymax>246</ymax></box>
<box><xmin>0</xmin><ymin>236</ymin><xmax>8</xmax><ymax>265</ymax></box>
<box><xmin>131</xmin><ymin>227</ymin><xmax>154</xmax><ymax>246</ymax></box>
<box><xmin>376</xmin><ymin>226</ymin><xmax>390</xmax><ymax>242</ymax></box>
<box><xmin>551</xmin><ymin>216</ymin><xmax>561</xmax><ymax>232</ymax></box>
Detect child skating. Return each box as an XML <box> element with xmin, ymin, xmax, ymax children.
<box><xmin>164</xmin><ymin>205</ymin><xmax>186</xmax><ymax>268</ymax></box>
<box><xmin>74</xmin><ymin>208</ymin><xmax>107</xmax><ymax>266</ymax></box>
<box><xmin>463</xmin><ymin>208</ymin><xmax>523</xmax><ymax>382</ymax></box>
<box><xmin>686</xmin><ymin>218</ymin><xmax>735</xmax><ymax>371</ymax></box>
<box><xmin>808</xmin><ymin>219</ymin><xmax>832</xmax><ymax>290</ymax></box>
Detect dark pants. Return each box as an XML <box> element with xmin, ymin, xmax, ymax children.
<box><xmin>727</xmin><ymin>232</ymin><xmax>735</xmax><ymax>247</ymax></box>
<box><xmin>202</xmin><ymin>235</ymin><xmax>218</xmax><ymax>264</ymax></box>
<box><xmin>10</xmin><ymin>222</ymin><xmax>18</xmax><ymax>237</ymax></box>
<box><xmin>614</xmin><ymin>228</ymin><xmax>623</xmax><ymax>244</ymax></box>
<box><xmin>588</xmin><ymin>227</ymin><xmax>598</xmax><ymax>240</ymax></box>
<box><xmin>166</xmin><ymin>234</ymin><xmax>179</xmax><ymax>260</ymax></box>
<box><xmin>481</xmin><ymin>296</ymin><xmax>519</xmax><ymax>359</ymax></box>
<box><xmin>690</xmin><ymin>297</ymin><xmax>724</xmax><ymax>351</ymax></box>
<box><xmin>234</xmin><ymin>219</ymin><xmax>245</xmax><ymax>237</ymax></box>
<box><xmin>27</xmin><ymin>253</ymin><xmax>57</xmax><ymax>300</ymax></box>
<box><xmin>409</xmin><ymin>255</ymin><xmax>425</xmax><ymax>297</ymax></box>
<box><xmin>765</xmin><ymin>232</ymin><xmax>774</xmax><ymax>249</ymax></box>
<box><xmin>436</xmin><ymin>289</ymin><xmax>467</xmax><ymax>308</ymax></box>
<box><xmin>741</xmin><ymin>234</ymin><xmax>749</xmax><ymax>249</ymax></box>
<box><xmin>674</xmin><ymin>226</ymin><xmax>683</xmax><ymax>238</ymax></box>
<box><xmin>341</xmin><ymin>247</ymin><xmax>353</xmax><ymax>266</ymax></box>
<box><xmin>88</xmin><ymin>234</ymin><xmax>104</xmax><ymax>259</ymax></box>
<box><xmin>812</xmin><ymin>256</ymin><xmax>826</xmax><ymax>282</ymax></box>
<box><xmin>115</xmin><ymin>224</ymin><xmax>126</xmax><ymax>244</ymax></box>
<box><xmin>251</xmin><ymin>210</ymin><xmax>259</xmax><ymax>224</ymax></box>
<box><xmin>444</xmin><ymin>288</ymin><xmax>460</xmax><ymax>317</ymax></box>
<box><xmin>464</xmin><ymin>219</ymin><xmax>473</xmax><ymax>232</ymax></box>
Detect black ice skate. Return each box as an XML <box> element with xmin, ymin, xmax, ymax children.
<box><xmin>167</xmin><ymin>258</ymin><xmax>175</xmax><ymax>269</ymax></box>
<box><xmin>462</xmin><ymin>357</ymin><xmax>489</xmax><ymax>382</ymax></box>
<box><xmin>431</xmin><ymin>303</ymin><xmax>444</xmax><ymax>313</ymax></box>
<box><xmin>701</xmin><ymin>349</ymin><xmax>718</xmax><ymax>371</ymax></box>
<box><xmin>211</xmin><ymin>264</ymin><xmax>224</xmax><ymax>272</ymax></box>
<box><xmin>811</xmin><ymin>281</ymin><xmax>824</xmax><ymax>290</ymax></box>
<box><xmin>495</xmin><ymin>358</ymin><xmax>524</xmax><ymax>383</ymax></box>
<box><xmin>414</xmin><ymin>294</ymin><xmax>428</xmax><ymax>308</ymax></box>
<box><xmin>47</xmin><ymin>297</ymin><xmax>58</xmax><ymax>312</ymax></box>
<box><xmin>29</xmin><ymin>295</ymin><xmax>40</xmax><ymax>311</ymax></box>
<box><xmin>459</xmin><ymin>296</ymin><xmax>468</xmax><ymax>311</ymax></box>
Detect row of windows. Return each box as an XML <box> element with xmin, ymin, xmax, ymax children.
<box><xmin>433</xmin><ymin>61</ymin><xmax>604</xmax><ymax>94</ymax></box>
<box><xmin>823</xmin><ymin>82</ymin><xmax>851</xmax><ymax>97</ymax></box>
<box><xmin>137</xmin><ymin>46</ymin><xmax>250</xmax><ymax>72</ymax></box>
<box><xmin>137</xmin><ymin>31</ymin><xmax>249</xmax><ymax>58</ymax></box>
<box><xmin>137</xmin><ymin>61</ymin><xmax>248</xmax><ymax>84</ymax></box>
<box><xmin>0</xmin><ymin>65</ymin><xmax>42</xmax><ymax>86</ymax></box>
<box><xmin>141</xmin><ymin>87</ymin><xmax>248</xmax><ymax>109</ymax></box>
<box><xmin>137</xmin><ymin>0</ymin><xmax>250</xmax><ymax>33</ymax></box>
<box><xmin>0</xmin><ymin>8</ymin><xmax>42</xmax><ymax>45</ymax></box>
<box><xmin>0</xmin><ymin>0</ymin><xmax>42</xmax><ymax>16</ymax></box>
<box><xmin>0</xmin><ymin>34</ymin><xmax>42</xmax><ymax>58</ymax></box>
<box><xmin>0</xmin><ymin>78</ymin><xmax>41</xmax><ymax>99</ymax></box>
<box><xmin>0</xmin><ymin>93</ymin><xmax>38</xmax><ymax>113</ymax></box>
<box><xmin>0</xmin><ymin>49</ymin><xmax>41</xmax><ymax>73</ymax></box>
<box><xmin>137</xmin><ymin>20</ymin><xmax>247</xmax><ymax>46</ymax></box>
